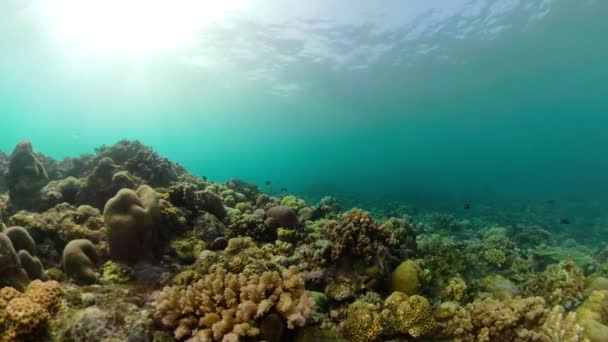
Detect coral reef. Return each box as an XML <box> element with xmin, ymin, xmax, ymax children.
<box><xmin>0</xmin><ymin>140</ymin><xmax>604</xmax><ymax>341</ymax></box>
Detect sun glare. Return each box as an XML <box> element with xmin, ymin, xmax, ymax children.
<box><xmin>48</xmin><ymin>0</ymin><xmax>241</xmax><ymax>57</ymax></box>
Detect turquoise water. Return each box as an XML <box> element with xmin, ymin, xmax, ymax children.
<box><xmin>1</xmin><ymin>0</ymin><xmax>607</xmax><ymax>210</ymax></box>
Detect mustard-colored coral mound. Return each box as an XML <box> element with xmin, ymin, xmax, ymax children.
<box><xmin>0</xmin><ymin>281</ymin><xmax>63</xmax><ymax>342</ymax></box>
<box><xmin>577</xmin><ymin>290</ymin><xmax>608</xmax><ymax>342</ymax></box>
<box><xmin>25</xmin><ymin>279</ymin><xmax>62</xmax><ymax>312</ymax></box>
<box><xmin>5</xmin><ymin>297</ymin><xmax>48</xmax><ymax>336</ymax></box>
<box><xmin>381</xmin><ymin>291</ymin><xmax>436</xmax><ymax>338</ymax></box>
<box><xmin>153</xmin><ymin>265</ymin><xmax>314</xmax><ymax>341</ymax></box>
<box><xmin>342</xmin><ymin>301</ymin><xmax>383</xmax><ymax>342</ymax></box>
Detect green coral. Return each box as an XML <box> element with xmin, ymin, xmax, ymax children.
<box><xmin>100</xmin><ymin>261</ymin><xmax>132</xmax><ymax>284</ymax></box>
<box><xmin>341</xmin><ymin>301</ymin><xmax>383</xmax><ymax>342</ymax></box>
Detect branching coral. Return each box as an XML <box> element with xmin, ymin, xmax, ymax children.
<box><xmin>320</xmin><ymin>209</ymin><xmax>396</xmax><ymax>263</ymax></box>
<box><xmin>153</xmin><ymin>265</ymin><xmax>314</xmax><ymax>341</ymax></box>
<box><xmin>523</xmin><ymin>259</ymin><xmax>585</xmax><ymax>309</ymax></box>
<box><xmin>435</xmin><ymin>296</ymin><xmax>552</xmax><ymax>341</ymax></box>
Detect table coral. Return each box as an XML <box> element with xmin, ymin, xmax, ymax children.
<box><xmin>153</xmin><ymin>265</ymin><xmax>314</xmax><ymax>341</ymax></box>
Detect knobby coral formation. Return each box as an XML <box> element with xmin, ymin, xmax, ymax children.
<box><xmin>62</xmin><ymin>239</ymin><xmax>99</xmax><ymax>284</ymax></box>
<box><xmin>6</xmin><ymin>140</ymin><xmax>49</xmax><ymax>211</ymax></box>
<box><xmin>104</xmin><ymin>185</ymin><xmax>160</xmax><ymax>264</ymax></box>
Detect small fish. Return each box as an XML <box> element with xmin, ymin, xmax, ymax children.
<box><xmin>560</xmin><ymin>218</ymin><xmax>570</xmax><ymax>224</ymax></box>
<box><xmin>280</xmin><ymin>188</ymin><xmax>288</xmax><ymax>192</ymax></box>
<box><xmin>264</xmin><ymin>180</ymin><xmax>271</xmax><ymax>186</ymax></box>
<box><xmin>547</xmin><ymin>200</ymin><xmax>556</xmax><ymax>205</ymax></box>
<box><xmin>463</xmin><ymin>203</ymin><xmax>471</xmax><ymax>210</ymax></box>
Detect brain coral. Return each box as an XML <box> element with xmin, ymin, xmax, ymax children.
<box><xmin>320</xmin><ymin>209</ymin><xmax>396</xmax><ymax>263</ymax></box>
<box><xmin>153</xmin><ymin>265</ymin><xmax>314</xmax><ymax>341</ymax></box>
<box><xmin>104</xmin><ymin>185</ymin><xmax>160</xmax><ymax>264</ymax></box>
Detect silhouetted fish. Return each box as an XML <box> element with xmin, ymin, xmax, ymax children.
<box><xmin>264</xmin><ymin>180</ymin><xmax>271</xmax><ymax>186</ymax></box>
<box><xmin>464</xmin><ymin>203</ymin><xmax>471</xmax><ymax>210</ymax></box>
<box><xmin>280</xmin><ymin>188</ymin><xmax>288</xmax><ymax>192</ymax></box>
<box><xmin>547</xmin><ymin>199</ymin><xmax>556</xmax><ymax>205</ymax></box>
<box><xmin>560</xmin><ymin>218</ymin><xmax>570</xmax><ymax>224</ymax></box>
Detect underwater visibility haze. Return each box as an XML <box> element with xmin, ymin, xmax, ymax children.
<box><xmin>0</xmin><ymin>0</ymin><xmax>608</xmax><ymax>341</ymax></box>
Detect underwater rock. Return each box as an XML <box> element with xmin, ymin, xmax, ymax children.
<box><xmin>18</xmin><ymin>249</ymin><xmax>46</xmax><ymax>281</ymax></box>
<box><xmin>193</xmin><ymin>212</ymin><xmax>230</xmax><ymax>242</ymax></box>
<box><xmin>6</xmin><ymin>140</ymin><xmax>49</xmax><ymax>211</ymax></box>
<box><xmin>76</xmin><ymin>157</ymin><xmax>143</xmax><ymax>210</ymax></box>
<box><xmin>0</xmin><ymin>232</ymin><xmax>30</xmax><ymax>289</ymax></box>
<box><xmin>266</xmin><ymin>205</ymin><xmax>299</xmax><ymax>229</ymax></box>
<box><xmin>198</xmin><ymin>190</ymin><xmax>227</xmax><ymax>220</ymax></box>
<box><xmin>390</xmin><ymin>260</ymin><xmax>422</xmax><ymax>295</ymax></box>
<box><xmin>94</xmin><ymin>139</ymin><xmax>186</xmax><ymax>187</ymax></box>
<box><xmin>39</xmin><ymin>176</ymin><xmax>82</xmax><ymax>208</ymax></box>
<box><xmin>104</xmin><ymin>185</ymin><xmax>161</xmax><ymax>264</ymax></box>
<box><xmin>1</xmin><ymin>226</ymin><xmax>46</xmax><ymax>284</ymax></box>
<box><xmin>62</xmin><ymin>239</ymin><xmax>99</xmax><ymax>284</ymax></box>
<box><xmin>4</xmin><ymin>226</ymin><xmax>36</xmax><ymax>255</ymax></box>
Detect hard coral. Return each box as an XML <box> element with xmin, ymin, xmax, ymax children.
<box><xmin>153</xmin><ymin>265</ymin><xmax>313</xmax><ymax>341</ymax></box>
<box><xmin>341</xmin><ymin>301</ymin><xmax>382</xmax><ymax>342</ymax></box>
<box><xmin>435</xmin><ymin>296</ymin><xmax>548</xmax><ymax>342</ymax></box>
<box><xmin>0</xmin><ymin>280</ymin><xmax>62</xmax><ymax>341</ymax></box>
<box><xmin>62</xmin><ymin>239</ymin><xmax>99</xmax><ymax>284</ymax></box>
<box><xmin>381</xmin><ymin>291</ymin><xmax>436</xmax><ymax>338</ymax></box>
<box><xmin>104</xmin><ymin>185</ymin><xmax>160</xmax><ymax>264</ymax></box>
<box><xmin>523</xmin><ymin>258</ymin><xmax>585</xmax><ymax>309</ymax></box>
<box><xmin>320</xmin><ymin>209</ymin><xmax>396</xmax><ymax>263</ymax></box>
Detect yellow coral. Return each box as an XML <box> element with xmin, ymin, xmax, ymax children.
<box><xmin>25</xmin><ymin>279</ymin><xmax>62</xmax><ymax>312</ymax></box>
<box><xmin>342</xmin><ymin>301</ymin><xmax>383</xmax><ymax>342</ymax></box>
<box><xmin>483</xmin><ymin>248</ymin><xmax>506</xmax><ymax>267</ymax></box>
<box><xmin>382</xmin><ymin>291</ymin><xmax>436</xmax><ymax>338</ymax></box>
<box><xmin>441</xmin><ymin>277</ymin><xmax>468</xmax><ymax>302</ymax></box>
<box><xmin>0</xmin><ymin>281</ymin><xmax>62</xmax><ymax>341</ymax></box>
<box><xmin>5</xmin><ymin>297</ymin><xmax>49</xmax><ymax>336</ymax></box>
<box><xmin>577</xmin><ymin>290</ymin><xmax>608</xmax><ymax>342</ymax></box>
